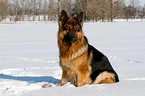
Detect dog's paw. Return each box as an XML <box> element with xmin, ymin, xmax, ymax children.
<box><xmin>42</xmin><ymin>83</ymin><xmax>54</xmax><ymax>88</ymax></box>
<box><xmin>42</xmin><ymin>82</ymin><xmax>69</xmax><ymax>88</ymax></box>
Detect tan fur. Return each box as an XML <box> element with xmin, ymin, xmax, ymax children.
<box><xmin>58</xmin><ymin>25</ymin><xmax>93</xmax><ymax>86</ymax></box>
<box><xmin>69</xmin><ymin>43</ymin><xmax>88</xmax><ymax>61</ymax></box>
<box><xmin>93</xmin><ymin>71</ymin><xmax>116</xmax><ymax>84</ymax></box>
<box><xmin>59</xmin><ymin>40</ymin><xmax>92</xmax><ymax>87</ymax></box>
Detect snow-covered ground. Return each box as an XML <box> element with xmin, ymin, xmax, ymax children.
<box><xmin>0</xmin><ymin>22</ymin><xmax>145</xmax><ymax>96</ymax></box>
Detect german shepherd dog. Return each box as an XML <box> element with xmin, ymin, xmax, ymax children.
<box><xmin>58</xmin><ymin>10</ymin><xmax>119</xmax><ymax>87</ymax></box>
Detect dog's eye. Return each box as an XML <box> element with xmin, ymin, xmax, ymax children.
<box><xmin>66</xmin><ymin>28</ymin><xmax>69</xmax><ymax>32</ymax></box>
<box><xmin>63</xmin><ymin>27</ymin><xmax>69</xmax><ymax>32</ymax></box>
<box><xmin>63</xmin><ymin>27</ymin><xmax>67</xmax><ymax>30</ymax></box>
<box><xmin>66</xmin><ymin>27</ymin><xmax>71</xmax><ymax>32</ymax></box>
<box><xmin>75</xmin><ymin>27</ymin><xmax>80</xmax><ymax>32</ymax></box>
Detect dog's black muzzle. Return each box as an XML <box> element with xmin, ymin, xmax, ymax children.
<box><xmin>64</xmin><ymin>34</ymin><xmax>77</xmax><ymax>44</ymax></box>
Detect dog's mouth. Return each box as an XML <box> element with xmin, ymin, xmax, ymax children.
<box><xmin>64</xmin><ymin>35</ymin><xmax>77</xmax><ymax>44</ymax></box>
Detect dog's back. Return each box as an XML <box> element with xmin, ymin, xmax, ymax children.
<box><xmin>88</xmin><ymin>44</ymin><xmax>119</xmax><ymax>83</ymax></box>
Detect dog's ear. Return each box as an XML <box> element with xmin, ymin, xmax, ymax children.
<box><xmin>59</xmin><ymin>10</ymin><xmax>70</xmax><ymax>28</ymax></box>
<box><xmin>74</xmin><ymin>12</ymin><xmax>83</xmax><ymax>27</ymax></box>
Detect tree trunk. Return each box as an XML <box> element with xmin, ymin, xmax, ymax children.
<box><xmin>38</xmin><ymin>0</ymin><xmax>42</xmax><ymax>21</ymax></box>
<box><xmin>27</xmin><ymin>1</ymin><xmax>31</xmax><ymax>21</ymax></box>
<box><xmin>110</xmin><ymin>0</ymin><xmax>114</xmax><ymax>22</ymax></box>
<box><xmin>57</xmin><ymin>0</ymin><xmax>60</xmax><ymax>21</ymax></box>
<box><xmin>22</xmin><ymin>7</ymin><xmax>25</xmax><ymax>21</ymax></box>
<box><xmin>13</xmin><ymin>0</ymin><xmax>19</xmax><ymax>22</ymax></box>
<box><xmin>0</xmin><ymin>1</ymin><xmax>2</xmax><ymax>22</ymax></box>
<box><xmin>43</xmin><ymin>0</ymin><xmax>47</xmax><ymax>21</ymax></box>
<box><xmin>32</xmin><ymin>0</ymin><xmax>36</xmax><ymax>21</ymax></box>
<box><xmin>15</xmin><ymin>7</ymin><xmax>18</xmax><ymax>22</ymax></box>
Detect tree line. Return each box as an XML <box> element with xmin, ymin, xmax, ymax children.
<box><xmin>0</xmin><ymin>0</ymin><xmax>145</xmax><ymax>22</ymax></box>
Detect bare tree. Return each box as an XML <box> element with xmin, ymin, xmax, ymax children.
<box><xmin>12</xmin><ymin>0</ymin><xmax>19</xmax><ymax>22</ymax></box>
<box><xmin>58</xmin><ymin>0</ymin><xmax>61</xmax><ymax>18</ymax></box>
<box><xmin>115</xmin><ymin>0</ymin><xmax>126</xmax><ymax>18</ymax></box>
<box><xmin>100</xmin><ymin>0</ymin><xmax>107</xmax><ymax>22</ymax></box>
<box><xmin>20</xmin><ymin>0</ymin><xmax>28</xmax><ymax>21</ymax></box>
<box><xmin>43</xmin><ymin>0</ymin><xmax>47</xmax><ymax>21</ymax></box>
<box><xmin>37</xmin><ymin>0</ymin><xmax>42</xmax><ymax>21</ymax></box>
<box><xmin>26</xmin><ymin>0</ymin><xmax>32</xmax><ymax>21</ymax></box>
<box><xmin>4</xmin><ymin>0</ymin><xmax>9</xmax><ymax>22</ymax></box>
<box><xmin>125</xmin><ymin>5</ymin><xmax>135</xmax><ymax>21</ymax></box>
<box><xmin>109</xmin><ymin>0</ymin><xmax>114</xmax><ymax>22</ymax></box>
<box><xmin>0</xmin><ymin>0</ymin><xmax>9</xmax><ymax>22</ymax></box>
<box><xmin>73</xmin><ymin>0</ymin><xmax>88</xmax><ymax>21</ymax></box>
<box><xmin>78</xmin><ymin>0</ymin><xmax>88</xmax><ymax>21</ymax></box>
<box><xmin>130</xmin><ymin>0</ymin><xmax>140</xmax><ymax>18</ymax></box>
<box><xmin>32</xmin><ymin>0</ymin><xmax>36</xmax><ymax>21</ymax></box>
<box><xmin>60</xmin><ymin>0</ymin><xmax>72</xmax><ymax>16</ymax></box>
<box><xmin>0</xmin><ymin>0</ymin><xmax>2</xmax><ymax>21</ymax></box>
<box><xmin>74</xmin><ymin>0</ymin><xmax>128</xmax><ymax>22</ymax></box>
<box><xmin>0</xmin><ymin>0</ymin><xmax>144</xmax><ymax>22</ymax></box>
<box><xmin>87</xmin><ymin>0</ymin><xmax>99</xmax><ymax>22</ymax></box>
<box><xmin>48</xmin><ymin>0</ymin><xmax>55</xmax><ymax>21</ymax></box>
<box><xmin>142</xmin><ymin>4</ymin><xmax>145</xmax><ymax>18</ymax></box>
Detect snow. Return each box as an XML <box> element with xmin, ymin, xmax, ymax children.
<box><xmin>0</xmin><ymin>22</ymin><xmax>145</xmax><ymax>96</ymax></box>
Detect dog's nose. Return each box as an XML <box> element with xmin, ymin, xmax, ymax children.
<box><xmin>64</xmin><ymin>35</ymin><xmax>77</xmax><ymax>44</ymax></box>
<box><xmin>70</xmin><ymin>37</ymin><xmax>77</xmax><ymax>43</ymax></box>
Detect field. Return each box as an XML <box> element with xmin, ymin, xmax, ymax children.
<box><xmin>0</xmin><ymin>21</ymin><xmax>145</xmax><ymax>96</ymax></box>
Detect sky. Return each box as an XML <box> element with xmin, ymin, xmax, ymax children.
<box><xmin>125</xmin><ymin>0</ymin><xmax>145</xmax><ymax>6</ymax></box>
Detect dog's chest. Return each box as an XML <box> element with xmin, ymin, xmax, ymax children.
<box><xmin>60</xmin><ymin>52</ymin><xmax>88</xmax><ymax>70</ymax></box>
<box><xmin>60</xmin><ymin>57</ymin><xmax>77</xmax><ymax>70</ymax></box>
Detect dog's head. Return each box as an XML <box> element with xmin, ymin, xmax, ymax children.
<box><xmin>58</xmin><ymin>10</ymin><xmax>83</xmax><ymax>44</ymax></box>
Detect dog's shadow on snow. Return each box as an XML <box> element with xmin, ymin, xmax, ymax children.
<box><xmin>0</xmin><ymin>74</ymin><xmax>60</xmax><ymax>84</ymax></box>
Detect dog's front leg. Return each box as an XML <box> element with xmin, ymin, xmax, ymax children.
<box><xmin>77</xmin><ymin>73</ymin><xmax>86</xmax><ymax>87</ymax></box>
<box><xmin>61</xmin><ymin>70</ymin><xmax>68</xmax><ymax>84</ymax></box>
<box><xmin>77</xmin><ymin>65</ymin><xmax>91</xmax><ymax>87</ymax></box>
<box><xmin>61</xmin><ymin>76</ymin><xmax>68</xmax><ymax>84</ymax></box>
